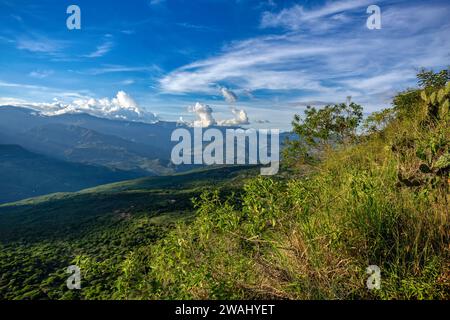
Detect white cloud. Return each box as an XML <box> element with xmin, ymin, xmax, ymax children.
<box><xmin>260</xmin><ymin>0</ymin><xmax>374</xmax><ymax>31</ymax></box>
<box><xmin>0</xmin><ymin>97</ymin><xmax>29</xmax><ymax>106</ymax></box>
<box><xmin>29</xmin><ymin>70</ymin><xmax>54</xmax><ymax>79</ymax></box>
<box><xmin>7</xmin><ymin>91</ymin><xmax>158</xmax><ymax>123</ymax></box>
<box><xmin>16</xmin><ymin>36</ymin><xmax>65</xmax><ymax>54</ymax></box>
<box><xmin>82</xmin><ymin>64</ymin><xmax>160</xmax><ymax>75</ymax></box>
<box><xmin>149</xmin><ymin>0</ymin><xmax>165</xmax><ymax>5</ymax></box>
<box><xmin>84</xmin><ymin>40</ymin><xmax>114</xmax><ymax>58</ymax></box>
<box><xmin>217</xmin><ymin>107</ymin><xmax>249</xmax><ymax>126</ymax></box>
<box><xmin>121</xmin><ymin>79</ymin><xmax>135</xmax><ymax>85</ymax></box>
<box><xmin>159</xmin><ymin>36</ymin><xmax>334</xmax><ymax>94</ymax></box>
<box><xmin>341</xmin><ymin>71</ymin><xmax>417</xmax><ymax>94</ymax></box>
<box><xmin>188</xmin><ymin>102</ymin><xmax>216</xmax><ymax>127</ymax></box>
<box><xmin>0</xmin><ymin>80</ymin><xmax>50</xmax><ymax>91</ymax></box>
<box><xmin>186</xmin><ymin>102</ymin><xmax>251</xmax><ymax>127</ymax></box>
<box><xmin>158</xmin><ymin>1</ymin><xmax>450</xmax><ymax>114</ymax></box>
<box><xmin>220</xmin><ymin>87</ymin><xmax>238</xmax><ymax>103</ymax></box>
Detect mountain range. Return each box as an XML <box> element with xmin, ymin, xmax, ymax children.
<box><xmin>0</xmin><ymin>105</ymin><xmax>280</xmax><ymax>203</ymax></box>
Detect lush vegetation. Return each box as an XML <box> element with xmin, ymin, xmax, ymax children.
<box><xmin>0</xmin><ymin>70</ymin><xmax>448</xmax><ymax>300</ymax></box>
<box><xmin>109</xmin><ymin>70</ymin><xmax>449</xmax><ymax>300</ymax></box>
<box><xmin>0</xmin><ymin>166</ymin><xmax>256</xmax><ymax>299</ymax></box>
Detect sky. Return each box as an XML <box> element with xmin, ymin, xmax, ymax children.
<box><xmin>0</xmin><ymin>0</ymin><xmax>449</xmax><ymax>130</ymax></box>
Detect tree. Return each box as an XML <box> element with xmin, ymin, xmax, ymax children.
<box><xmin>417</xmin><ymin>67</ymin><xmax>450</xmax><ymax>89</ymax></box>
<box><xmin>284</xmin><ymin>102</ymin><xmax>363</xmax><ymax>168</ymax></box>
<box><xmin>363</xmin><ymin>108</ymin><xmax>396</xmax><ymax>135</ymax></box>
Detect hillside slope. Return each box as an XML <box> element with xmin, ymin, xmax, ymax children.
<box><xmin>0</xmin><ymin>165</ymin><xmax>256</xmax><ymax>299</ymax></box>
<box><xmin>0</xmin><ymin>144</ymin><xmax>141</xmax><ymax>204</ymax></box>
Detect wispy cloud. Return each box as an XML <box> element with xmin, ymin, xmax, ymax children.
<box><xmin>120</xmin><ymin>79</ymin><xmax>135</xmax><ymax>85</ymax></box>
<box><xmin>160</xmin><ymin>35</ymin><xmax>334</xmax><ymax>94</ymax></box>
<box><xmin>29</xmin><ymin>69</ymin><xmax>54</xmax><ymax>79</ymax></box>
<box><xmin>176</xmin><ymin>22</ymin><xmax>219</xmax><ymax>32</ymax></box>
<box><xmin>159</xmin><ymin>1</ymin><xmax>450</xmax><ymax>112</ymax></box>
<box><xmin>149</xmin><ymin>0</ymin><xmax>165</xmax><ymax>5</ymax></box>
<box><xmin>0</xmin><ymin>80</ymin><xmax>94</xmax><ymax>101</ymax></box>
<box><xmin>84</xmin><ymin>40</ymin><xmax>114</xmax><ymax>58</ymax></box>
<box><xmin>81</xmin><ymin>64</ymin><xmax>161</xmax><ymax>75</ymax></box>
<box><xmin>260</xmin><ymin>0</ymin><xmax>375</xmax><ymax>31</ymax></box>
<box><xmin>0</xmin><ymin>80</ymin><xmax>50</xmax><ymax>91</ymax></box>
<box><xmin>16</xmin><ymin>36</ymin><xmax>66</xmax><ymax>54</ymax></box>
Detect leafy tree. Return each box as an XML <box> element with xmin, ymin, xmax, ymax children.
<box><xmin>284</xmin><ymin>102</ymin><xmax>363</xmax><ymax>167</ymax></box>
<box><xmin>363</xmin><ymin>108</ymin><xmax>396</xmax><ymax>135</ymax></box>
<box><xmin>417</xmin><ymin>67</ymin><xmax>450</xmax><ymax>89</ymax></box>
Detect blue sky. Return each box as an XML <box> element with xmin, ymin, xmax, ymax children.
<box><xmin>0</xmin><ymin>0</ymin><xmax>449</xmax><ymax>130</ymax></box>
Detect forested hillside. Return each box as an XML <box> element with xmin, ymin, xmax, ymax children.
<box><xmin>0</xmin><ymin>166</ymin><xmax>256</xmax><ymax>299</ymax></box>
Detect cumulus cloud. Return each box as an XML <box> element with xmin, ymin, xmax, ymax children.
<box><xmin>14</xmin><ymin>91</ymin><xmax>158</xmax><ymax>123</ymax></box>
<box><xmin>217</xmin><ymin>107</ymin><xmax>249</xmax><ymax>126</ymax></box>
<box><xmin>188</xmin><ymin>102</ymin><xmax>216</xmax><ymax>127</ymax></box>
<box><xmin>186</xmin><ymin>102</ymin><xmax>250</xmax><ymax>127</ymax></box>
<box><xmin>220</xmin><ymin>87</ymin><xmax>238</xmax><ymax>104</ymax></box>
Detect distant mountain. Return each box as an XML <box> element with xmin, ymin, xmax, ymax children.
<box><xmin>0</xmin><ymin>105</ymin><xmax>288</xmax><ymax>203</ymax></box>
<box><xmin>0</xmin><ymin>106</ymin><xmax>176</xmax><ymax>174</ymax></box>
<box><xmin>19</xmin><ymin>123</ymin><xmax>172</xmax><ymax>175</ymax></box>
<box><xmin>0</xmin><ymin>105</ymin><xmax>248</xmax><ymax>175</ymax></box>
<box><xmin>0</xmin><ymin>144</ymin><xmax>142</xmax><ymax>204</ymax></box>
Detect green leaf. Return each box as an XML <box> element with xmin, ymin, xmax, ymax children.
<box><xmin>420</xmin><ymin>91</ymin><xmax>428</xmax><ymax>102</ymax></box>
<box><xmin>434</xmin><ymin>153</ymin><xmax>450</xmax><ymax>170</ymax></box>
<box><xmin>430</xmin><ymin>92</ymin><xmax>436</xmax><ymax>104</ymax></box>
<box><xmin>437</xmin><ymin>89</ymin><xmax>445</xmax><ymax>103</ymax></box>
<box><xmin>439</xmin><ymin>99</ymin><xmax>449</xmax><ymax>118</ymax></box>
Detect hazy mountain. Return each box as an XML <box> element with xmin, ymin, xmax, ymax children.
<box><xmin>20</xmin><ymin>123</ymin><xmax>172</xmax><ymax>175</ymax></box>
<box><xmin>0</xmin><ymin>105</ymin><xmax>285</xmax><ymax>203</ymax></box>
<box><xmin>0</xmin><ymin>106</ymin><xmax>176</xmax><ymax>174</ymax></box>
<box><xmin>0</xmin><ymin>105</ymin><xmax>256</xmax><ymax>175</ymax></box>
<box><xmin>0</xmin><ymin>144</ymin><xmax>143</xmax><ymax>204</ymax></box>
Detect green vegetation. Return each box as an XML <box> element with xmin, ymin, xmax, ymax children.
<box><xmin>0</xmin><ymin>144</ymin><xmax>141</xmax><ymax>204</ymax></box>
<box><xmin>0</xmin><ymin>166</ymin><xmax>256</xmax><ymax>299</ymax></box>
<box><xmin>111</xmin><ymin>70</ymin><xmax>449</xmax><ymax>300</ymax></box>
<box><xmin>0</xmin><ymin>70</ymin><xmax>448</xmax><ymax>300</ymax></box>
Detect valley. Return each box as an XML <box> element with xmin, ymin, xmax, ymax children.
<box><xmin>0</xmin><ymin>165</ymin><xmax>256</xmax><ymax>299</ymax></box>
